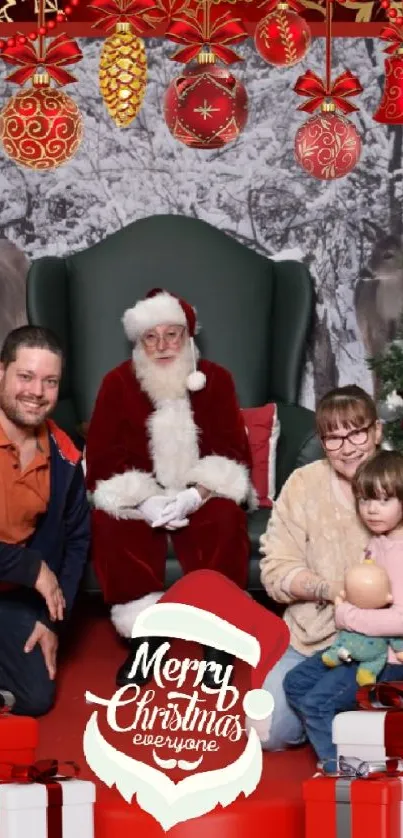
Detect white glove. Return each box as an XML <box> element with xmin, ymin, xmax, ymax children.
<box><xmin>137</xmin><ymin>495</ymin><xmax>173</xmax><ymax>526</ymax></box>
<box><xmin>152</xmin><ymin>488</ymin><xmax>203</xmax><ymax>529</ymax></box>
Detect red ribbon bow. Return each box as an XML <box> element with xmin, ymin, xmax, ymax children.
<box><xmin>0</xmin><ymin>759</ymin><xmax>80</xmax><ymax>784</ymax></box>
<box><xmin>379</xmin><ymin>24</ymin><xmax>403</xmax><ymax>54</ymax></box>
<box><xmin>293</xmin><ymin>69</ymin><xmax>363</xmax><ymax>114</ymax></box>
<box><xmin>166</xmin><ymin>9</ymin><xmax>248</xmax><ymax>64</ymax></box>
<box><xmin>1</xmin><ymin>34</ymin><xmax>83</xmax><ymax>86</ymax></box>
<box><xmin>89</xmin><ymin>0</ymin><xmax>165</xmax><ymax>34</ymax></box>
<box><xmin>356</xmin><ymin>681</ymin><xmax>403</xmax><ymax>711</ymax></box>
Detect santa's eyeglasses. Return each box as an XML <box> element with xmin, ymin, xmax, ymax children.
<box><xmin>321</xmin><ymin>422</ymin><xmax>375</xmax><ymax>452</ymax></box>
<box><xmin>142</xmin><ymin>326</ymin><xmax>185</xmax><ymax>348</ymax></box>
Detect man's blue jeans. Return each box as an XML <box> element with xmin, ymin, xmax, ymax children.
<box><xmin>0</xmin><ymin>594</ymin><xmax>56</xmax><ymax>716</ymax></box>
<box><xmin>283</xmin><ymin>650</ymin><xmax>403</xmax><ymax>762</ymax></box>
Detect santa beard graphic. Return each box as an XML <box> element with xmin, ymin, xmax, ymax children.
<box><xmin>132</xmin><ymin>340</ymin><xmax>196</xmax><ymax>403</ymax></box>
<box><xmin>83</xmin><ymin>703</ymin><xmax>263</xmax><ymax>832</ymax></box>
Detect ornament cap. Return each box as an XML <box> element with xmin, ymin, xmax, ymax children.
<box><xmin>277</xmin><ymin>2</ymin><xmax>289</xmax><ymax>8</ymax></box>
<box><xmin>33</xmin><ymin>71</ymin><xmax>50</xmax><ymax>87</ymax></box>
<box><xmin>116</xmin><ymin>21</ymin><xmax>131</xmax><ymax>33</ymax></box>
<box><xmin>321</xmin><ymin>100</ymin><xmax>336</xmax><ymax>112</ymax></box>
<box><xmin>197</xmin><ymin>51</ymin><xmax>216</xmax><ymax>65</ymax></box>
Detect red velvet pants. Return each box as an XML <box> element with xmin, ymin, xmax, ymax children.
<box><xmin>91</xmin><ymin>498</ymin><xmax>250</xmax><ymax>603</ymax></box>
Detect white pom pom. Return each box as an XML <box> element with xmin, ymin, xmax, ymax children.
<box><xmin>187</xmin><ymin>370</ymin><xmax>206</xmax><ymax>391</ymax></box>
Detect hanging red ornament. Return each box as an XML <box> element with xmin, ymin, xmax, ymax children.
<box><xmin>293</xmin><ymin>0</ymin><xmax>362</xmax><ymax>180</ymax></box>
<box><xmin>373</xmin><ymin>25</ymin><xmax>403</xmax><ymax>124</ymax></box>
<box><xmin>294</xmin><ymin>105</ymin><xmax>361</xmax><ymax>180</ymax></box>
<box><xmin>0</xmin><ymin>1</ymin><xmax>83</xmax><ymax>170</ymax></box>
<box><xmin>254</xmin><ymin>0</ymin><xmax>311</xmax><ymax>67</ymax></box>
<box><xmin>0</xmin><ymin>73</ymin><xmax>83</xmax><ymax>170</ymax></box>
<box><xmin>164</xmin><ymin>55</ymin><xmax>248</xmax><ymax>149</ymax></box>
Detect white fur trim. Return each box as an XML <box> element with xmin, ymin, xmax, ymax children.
<box><xmin>92</xmin><ymin>470</ymin><xmax>159</xmax><ymax>518</ymax></box>
<box><xmin>148</xmin><ymin>398</ymin><xmax>199</xmax><ymax>491</ymax></box>
<box><xmin>188</xmin><ymin>455</ymin><xmax>250</xmax><ymax>504</ymax></box>
<box><xmin>111</xmin><ymin>592</ymin><xmax>163</xmax><ymax>638</ymax></box>
<box><xmin>122</xmin><ymin>293</ymin><xmax>186</xmax><ymax>342</ymax></box>
<box><xmin>187</xmin><ymin>370</ymin><xmax>206</xmax><ymax>391</ymax></box>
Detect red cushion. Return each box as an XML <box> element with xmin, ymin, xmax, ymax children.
<box><xmin>242</xmin><ymin>404</ymin><xmax>280</xmax><ymax>509</ymax></box>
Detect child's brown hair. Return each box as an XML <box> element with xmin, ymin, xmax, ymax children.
<box><xmin>352</xmin><ymin>449</ymin><xmax>403</xmax><ymax>503</ymax></box>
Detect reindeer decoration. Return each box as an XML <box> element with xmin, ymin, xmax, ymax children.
<box><xmin>0</xmin><ymin>239</ymin><xmax>29</xmax><ymax>347</ymax></box>
<box><xmin>354</xmin><ymin>232</ymin><xmax>403</xmax><ymax>395</ymax></box>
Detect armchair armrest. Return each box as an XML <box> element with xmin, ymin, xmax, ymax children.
<box><xmin>275</xmin><ymin>402</ymin><xmax>323</xmax><ymax>495</ymax></box>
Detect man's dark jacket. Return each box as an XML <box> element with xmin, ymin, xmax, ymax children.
<box><xmin>0</xmin><ymin>420</ymin><xmax>90</xmax><ymax>628</ymax></box>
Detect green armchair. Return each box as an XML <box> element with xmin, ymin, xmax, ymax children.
<box><xmin>26</xmin><ymin>213</ymin><xmax>322</xmax><ymax>593</ymax></box>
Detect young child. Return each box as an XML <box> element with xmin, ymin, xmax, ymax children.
<box><xmin>283</xmin><ymin>449</ymin><xmax>403</xmax><ymax>767</ymax></box>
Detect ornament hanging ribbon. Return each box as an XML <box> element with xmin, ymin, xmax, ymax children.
<box><xmin>294</xmin><ymin>69</ymin><xmax>363</xmax><ymax>113</ymax></box>
<box><xmin>0</xmin><ymin>759</ymin><xmax>80</xmax><ymax>838</ymax></box>
<box><xmin>0</xmin><ymin>33</ymin><xmax>83</xmax><ymax>86</ymax></box>
<box><xmin>379</xmin><ymin>23</ymin><xmax>403</xmax><ymax>54</ymax></box>
<box><xmin>256</xmin><ymin>0</ymin><xmax>306</xmax><ymax>16</ymax></box>
<box><xmin>166</xmin><ymin>9</ymin><xmax>248</xmax><ymax>63</ymax></box>
<box><xmin>89</xmin><ymin>0</ymin><xmax>165</xmax><ymax>34</ymax></box>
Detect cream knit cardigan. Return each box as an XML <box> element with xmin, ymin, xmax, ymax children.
<box><xmin>259</xmin><ymin>459</ymin><xmax>369</xmax><ymax>656</ymax></box>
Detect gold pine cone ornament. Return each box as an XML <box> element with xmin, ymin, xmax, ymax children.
<box><xmin>99</xmin><ymin>21</ymin><xmax>147</xmax><ymax>128</ymax></box>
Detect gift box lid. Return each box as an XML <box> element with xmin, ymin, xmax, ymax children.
<box><xmin>0</xmin><ymin>715</ymin><xmax>39</xmax><ymax>750</ymax></box>
<box><xmin>332</xmin><ymin>711</ymin><xmax>387</xmax><ymax>746</ymax></box>
<box><xmin>0</xmin><ymin>779</ymin><xmax>96</xmax><ymax>811</ymax></box>
<box><xmin>303</xmin><ymin>775</ymin><xmax>402</xmax><ymax>805</ymax></box>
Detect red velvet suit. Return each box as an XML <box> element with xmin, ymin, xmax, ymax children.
<box><xmin>85</xmin><ymin>359</ymin><xmax>253</xmax><ymax>605</ymax></box>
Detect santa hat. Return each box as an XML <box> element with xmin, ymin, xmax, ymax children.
<box><xmin>130</xmin><ymin>569</ymin><xmax>290</xmax><ymax>738</ymax></box>
<box><xmin>122</xmin><ymin>288</ymin><xmax>206</xmax><ymax>392</ymax></box>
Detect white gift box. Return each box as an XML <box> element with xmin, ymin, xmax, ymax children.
<box><xmin>0</xmin><ymin>779</ymin><xmax>96</xmax><ymax>838</ymax></box>
<box><xmin>333</xmin><ymin>710</ymin><xmax>389</xmax><ymax>761</ymax></box>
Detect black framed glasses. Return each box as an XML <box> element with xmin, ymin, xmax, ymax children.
<box><xmin>321</xmin><ymin>422</ymin><xmax>375</xmax><ymax>452</ymax></box>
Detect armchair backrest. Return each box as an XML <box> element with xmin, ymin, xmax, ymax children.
<box><xmin>26</xmin><ymin>214</ymin><xmax>314</xmax><ymax>439</ymax></box>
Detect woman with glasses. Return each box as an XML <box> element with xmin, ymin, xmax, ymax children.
<box><xmin>257</xmin><ymin>385</ymin><xmax>383</xmax><ymax>754</ymax></box>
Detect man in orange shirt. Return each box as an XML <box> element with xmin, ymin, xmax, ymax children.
<box><xmin>0</xmin><ymin>326</ymin><xmax>90</xmax><ymax>715</ymax></box>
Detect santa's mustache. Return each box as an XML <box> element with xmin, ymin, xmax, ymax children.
<box><xmin>153</xmin><ymin>751</ymin><xmax>204</xmax><ymax>771</ymax></box>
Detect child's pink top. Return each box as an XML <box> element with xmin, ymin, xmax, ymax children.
<box><xmin>335</xmin><ymin>535</ymin><xmax>403</xmax><ymax>664</ymax></box>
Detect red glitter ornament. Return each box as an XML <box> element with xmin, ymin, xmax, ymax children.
<box><xmin>294</xmin><ymin>106</ymin><xmax>361</xmax><ymax>179</ymax></box>
<box><xmin>0</xmin><ymin>74</ymin><xmax>83</xmax><ymax>170</ymax></box>
<box><xmin>254</xmin><ymin>2</ymin><xmax>311</xmax><ymax>67</ymax></box>
<box><xmin>164</xmin><ymin>58</ymin><xmax>248</xmax><ymax>149</ymax></box>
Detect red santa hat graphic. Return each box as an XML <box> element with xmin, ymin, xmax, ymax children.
<box><xmin>122</xmin><ymin>288</ymin><xmax>206</xmax><ymax>392</ymax></box>
<box><xmin>131</xmin><ymin>569</ymin><xmax>290</xmax><ymax>739</ymax></box>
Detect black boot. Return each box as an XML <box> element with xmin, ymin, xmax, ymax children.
<box><xmin>116</xmin><ymin>637</ymin><xmax>170</xmax><ymax>688</ymax></box>
<box><xmin>202</xmin><ymin>646</ymin><xmax>235</xmax><ymax>690</ymax></box>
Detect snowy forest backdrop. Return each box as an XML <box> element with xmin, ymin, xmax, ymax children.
<box><xmin>0</xmin><ymin>35</ymin><xmax>402</xmax><ymax>409</ymax></box>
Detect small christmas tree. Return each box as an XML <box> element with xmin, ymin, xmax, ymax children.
<box><xmin>368</xmin><ymin>326</ymin><xmax>403</xmax><ymax>453</ymax></box>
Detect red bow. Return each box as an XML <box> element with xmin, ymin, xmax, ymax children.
<box><xmin>356</xmin><ymin>682</ymin><xmax>403</xmax><ymax>710</ymax></box>
<box><xmin>294</xmin><ymin>69</ymin><xmax>363</xmax><ymax>114</ymax></box>
<box><xmin>89</xmin><ymin>0</ymin><xmax>165</xmax><ymax>34</ymax></box>
<box><xmin>166</xmin><ymin>9</ymin><xmax>248</xmax><ymax>64</ymax></box>
<box><xmin>0</xmin><ymin>759</ymin><xmax>80</xmax><ymax>784</ymax></box>
<box><xmin>1</xmin><ymin>33</ymin><xmax>83</xmax><ymax>86</ymax></box>
<box><xmin>379</xmin><ymin>24</ymin><xmax>403</xmax><ymax>54</ymax></box>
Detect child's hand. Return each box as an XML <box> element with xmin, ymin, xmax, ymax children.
<box><xmin>334</xmin><ymin>590</ymin><xmax>346</xmax><ymax>607</ymax></box>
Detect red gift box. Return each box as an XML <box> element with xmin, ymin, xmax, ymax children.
<box><xmin>303</xmin><ymin>775</ymin><xmax>401</xmax><ymax>838</ymax></box>
<box><xmin>0</xmin><ymin>712</ymin><xmax>39</xmax><ymax>763</ymax></box>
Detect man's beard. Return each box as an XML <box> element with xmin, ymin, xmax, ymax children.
<box><xmin>133</xmin><ymin>342</ymin><xmax>195</xmax><ymax>403</ymax></box>
<box><xmin>0</xmin><ymin>389</ymin><xmax>50</xmax><ymax>429</ymax></box>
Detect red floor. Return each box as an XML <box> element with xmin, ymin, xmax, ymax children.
<box><xmin>36</xmin><ymin>598</ymin><xmax>316</xmax><ymax>837</ymax></box>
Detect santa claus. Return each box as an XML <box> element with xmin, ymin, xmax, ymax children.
<box><xmin>85</xmin><ymin>288</ymin><xmax>255</xmax><ymax>688</ymax></box>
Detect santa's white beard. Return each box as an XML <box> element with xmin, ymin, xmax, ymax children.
<box><xmin>133</xmin><ymin>342</ymin><xmax>195</xmax><ymax>403</ymax></box>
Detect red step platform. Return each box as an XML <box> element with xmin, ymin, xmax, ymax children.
<box><xmin>37</xmin><ymin>599</ymin><xmax>316</xmax><ymax>838</ymax></box>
